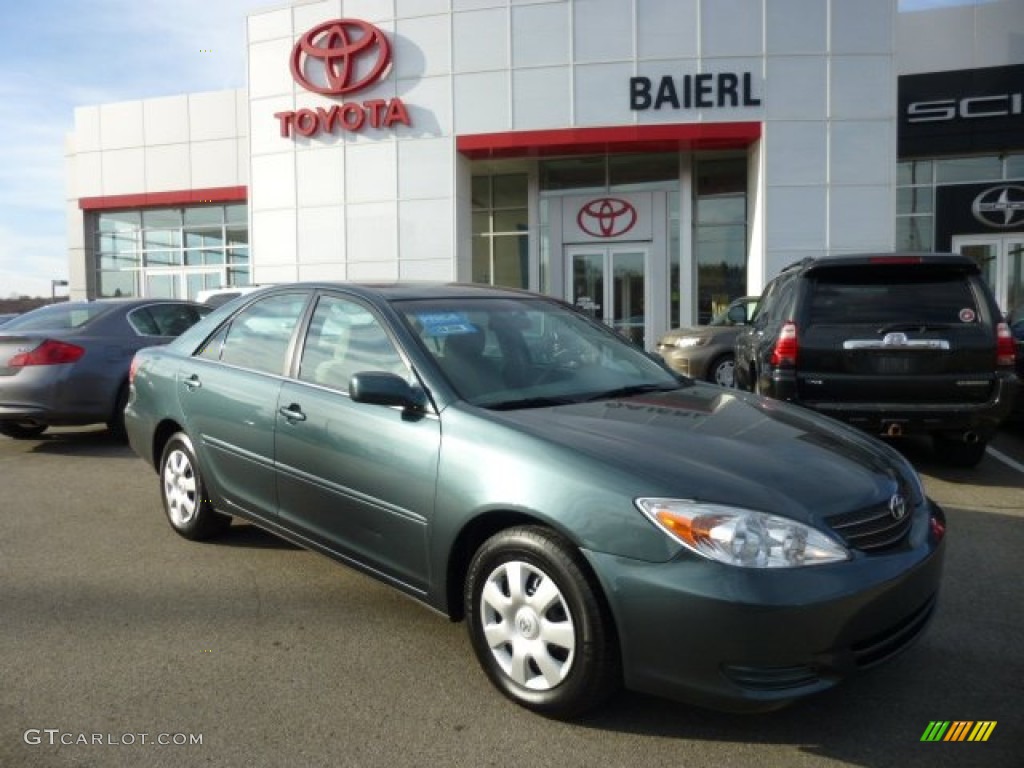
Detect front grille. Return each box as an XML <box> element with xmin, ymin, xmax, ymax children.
<box><xmin>852</xmin><ymin>595</ymin><xmax>937</xmax><ymax>669</ymax></box>
<box><xmin>722</xmin><ymin>664</ymin><xmax>821</xmax><ymax>692</ymax></box>
<box><xmin>826</xmin><ymin>497</ymin><xmax>913</xmax><ymax>552</ymax></box>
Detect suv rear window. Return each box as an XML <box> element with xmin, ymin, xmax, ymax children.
<box><xmin>808</xmin><ymin>268</ymin><xmax>978</xmax><ymax>326</ymax></box>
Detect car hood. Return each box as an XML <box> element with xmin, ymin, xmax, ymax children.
<box><xmin>484</xmin><ymin>384</ymin><xmax>912</xmax><ymax>526</ymax></box>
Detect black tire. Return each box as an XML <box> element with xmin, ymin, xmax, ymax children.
<box><xmin>933</xmin><ymin>436</ymin><xmax>987</xmax><ymax>468</ymax></box>
<box><xmin>0</xmin><ymin>421</ymin><xmax>48</xmax><ymax>439</ymax></box>
<box><xmin>158</xmin><ymin>432</ymin><xmax>231</xmax><ymax>540</ymax></box>
<box><xmin>106</xmin><ymin>384</ymin><xmax>129</xmax><ymax>440</ymax></box>
<box><xmin>708</xmin><ymin>354</ymin><xmax>736</xmax><ymax>388</ymax></box>
<box><xmin>465</xmin><ymin>526</ymin><xmax>620</xmax><ymax>719</ymax></box>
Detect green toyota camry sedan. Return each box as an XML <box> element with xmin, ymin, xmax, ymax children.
<box><xmin>125</xmin><ymin>283</ymin><xmax>945</xmax><ymax>718</ymax></box>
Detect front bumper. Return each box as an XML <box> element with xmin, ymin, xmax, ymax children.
<box><xmin>656</xmin><ymin>346</ymin><xmax>715</xmax><ymax>380</ymax></box>
<box><xmin>582</xmin><ymin>501</ymin><xmax>946</xmax><ymax>712</ymax></box>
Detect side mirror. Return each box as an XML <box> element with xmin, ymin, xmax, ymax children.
<box><xmin>727</xmin><ymin>305</ymin><xmax>748</xmax><ymax>325</ymax></box>
<box><xmin>350</xmin><ymin>372</ymin><xmax>426</xmax><ymax>410</ymax></box>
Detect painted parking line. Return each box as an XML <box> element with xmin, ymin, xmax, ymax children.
<box><xmin>987</xmin><ymin>446</ymin><xmax>1024</xmax><ymax>476</ymax></box>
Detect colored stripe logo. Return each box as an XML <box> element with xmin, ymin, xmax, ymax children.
<box><xmin>920</xmin><ymin>721</ymin><xmax>997</xmax><ymax>742</ymax></box>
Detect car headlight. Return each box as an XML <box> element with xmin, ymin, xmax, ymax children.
<box><xmin>636</xmin><ymin>498</ymin><xmax>850</xmax><ymax>568</ymax></box>
<box><xmin>673</xmin><ymin>336</ymin><xmax>707</xmax><ymax>349</ymax></box>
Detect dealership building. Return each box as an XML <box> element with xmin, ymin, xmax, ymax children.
<box><xmin>65</xmin><ymin>0</ymin><xmax>1024</xmax><ymax>348</ymax></box>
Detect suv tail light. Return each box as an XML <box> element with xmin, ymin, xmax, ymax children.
<box><xmin>8</xmin><ymin>339</ymin><xmax>85</xmax><ymax>367</ymax></box>
<box><xmin>996</xmin><ymin>322</ymin><xmax>1015</xmax><ymax>368</ymax></box>
<box><xmin>770</xmin><ymin>322</ymin><xmax>799</xmax><ymax>367</ymax></box>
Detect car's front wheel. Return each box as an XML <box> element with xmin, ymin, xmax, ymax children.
<box><xmin>708</xmin><ymin>354</ymin><xmax>736</xmax><ymax>388</ymax></box>
<box><xmin>465</xmin><ymin>526</ymin><xmax>619</xmax><ymax>719</ymax></box>
<box><xmin>159</xmin><ymin>432</ymin><xmax>231</xmax><ymax>540</ymax></box>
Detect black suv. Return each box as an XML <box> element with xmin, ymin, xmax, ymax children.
<box><xmin>734</xmin><ymin>252</ymin><xmax>1019</xmax><ymax>466</ymax></box>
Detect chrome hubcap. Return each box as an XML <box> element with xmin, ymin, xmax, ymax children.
<box><xmin>163</xmin><ymin>449</ymin><xmax>197</xmax><ymax>527</ymax></box>
<box><xmin>715</xmin><ymin>359</ymin><xmax>736</xmax><ymax>388</ymax></box>
<box><xmin>480</xmin><ymin>560</ymin><xmax>575</xmax><ymax>691</ymax></box>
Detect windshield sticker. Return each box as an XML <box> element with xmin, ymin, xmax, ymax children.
<box><xmin>416</xmin><ymin>312</ymin><xmax>478</xmax><ymax>337</ymax></box>
<box><xmin>959</xmin><ymin>308</ymin><xmax>976</xmax><ymax>323</ymax></box>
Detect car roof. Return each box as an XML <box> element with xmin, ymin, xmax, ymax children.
<box><xmin>256</xmin><ymin>281</ymin><xmax>544</xmax><ymax>302</ymax></box>
<box><xmin>782</xmin><ymin>252</ymin><xmax>979</xmax><ymax>275</ymax></box>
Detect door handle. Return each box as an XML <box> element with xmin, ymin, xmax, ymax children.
<box><xmin>279</xmin><ymin>404</ymin><xmax>307</xmax><ymax>423</ymax></box>
<box><xmin>183</xmin><ymin>374</ymin><xmax>201</xmax><ymax>390</ymax></box>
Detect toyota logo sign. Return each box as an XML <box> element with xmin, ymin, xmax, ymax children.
<box><xmin>274</xmin><ymin>19</ymin><xmax>411</xmax><ymax>139</ymax></box>
<box><xmin>290</xmin><ymin>19</ymin><xmax>391</xmax><ymax>96</ymax></box>
<box><xmin>577</xmin><ymin>198</ymin><xmax>638</xmax><ymax>238</ymax></box>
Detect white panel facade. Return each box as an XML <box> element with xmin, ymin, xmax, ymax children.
<box><xmin>765</xmin><ymin>0</ymin><xmax>827</xmax><ymax>54</ymax></box>
<box><xmin>69</xmin><ymin>0</ymin><xmax>989</xmax><ymax>314</ymax></box>
<box><xmin>897</xmin><ymin>0</ymin><xmax>1024</xmax><ymax>74</ymax></box>
<box><xmin>99</xmin><ymin>101</ymin><xmax>144</xmax><ymax>151</ymax></box>
<box><xmin>234</xmin><ymin>0</ymin><xmax>903</xmax><ymax>298</ymax></box>
<box><xmin>637</xmin><ymin>0</ymin><xmax>698</xmax><ymax>60</ymax></box>
<box><xmin>512</xmin><ymin>3</ymin><xmax>569</xmax><ymax>67</ymax></box>
<box><xmin>453</xmin><ymin>9</ymin><xmax>508</xmax><ymax>73</ymax></box>
<box><xmin>143</xmin><ymin>95</ymin><xmax>190</xmax><ymax>146</ymax></box>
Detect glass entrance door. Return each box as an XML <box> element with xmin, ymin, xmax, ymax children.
<box><xmin>567</xmin><ymin>246</ymin><xmax>649</xmax><ymax>347</ymax></box>
<box><xmin>953</xmin><ymin>235</ymin><xmax>1024</xmax><ymax>314</ymax></box>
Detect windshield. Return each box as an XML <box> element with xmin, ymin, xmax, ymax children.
<box><xmin>0</xmin><ymin>302</ymin><xmax>113</xmax><ymax>332</ymax></box>
<box><xmin>397</xmin><ymin>296</ymin><xmax>682</xmax><ymax>408</ymax></box>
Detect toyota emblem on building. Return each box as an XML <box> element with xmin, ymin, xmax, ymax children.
<box><xmin>889</xmin><ymin>493</ymin><xmax>907</xmax><ymax>522</ymax></box>
<box><xmin>290</xmin><ymin>19</ymin><xmax>392</xmax><ymax>96</ymax></box>
<box><xmin>577</xmin><ymin>198</ymin><xmax>638</xmax><ymax>238</ymax></box>
<box><xmin>971</xmin><ymin>184</ymin><xmax>1024</xmax><ymax>229</ymax></box>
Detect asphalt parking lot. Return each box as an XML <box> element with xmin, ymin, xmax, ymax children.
<box><xmin>1</xmin><ymin>426</ymin><xmax>1021</xmax><ymax>768</ymax></box>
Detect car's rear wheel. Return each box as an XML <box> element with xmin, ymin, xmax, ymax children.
<box><xmin>933</xmin><ymin>436</ymin><xmax>987</xmax><ymax>468</ymax></box>
<box><xmin>0</xmin><ymin>421</ymin><xmax>48</xmax><ymax>439</ymax></box>
<box><xmin>708</xmin><ymin>354</ymin><xmax>736</xmax><ymax>388</ymax></box>
<box><xmin>159</xmin><ymin>432</ymin><xmax>231</xmax><ymax>540</ymax></box>
<box><xmin>465</xmin><ymin>526</ymin><xmax>619</xmax><ymax>719</ymax></box>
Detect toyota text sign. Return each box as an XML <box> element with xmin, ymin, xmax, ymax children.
<box><xmin>274</xmin><ymin>19</ymin><xmax>411</xmax><ymax>138</ymax></box>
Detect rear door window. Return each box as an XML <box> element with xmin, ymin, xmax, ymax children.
<box><xmin>198</xmin><ymin>293</ymin><xmax>309</xmax><ymax>375</ymax></box>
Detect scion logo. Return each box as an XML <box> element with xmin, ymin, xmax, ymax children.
<box><xmin>577</xmin><ymin>198</ymin><xmax>638</xmax><ymax>238</ymax></box>
<box><xmin>971</xmin><ymin>185</ymin><xmax>1024</xmax><ymax>228</ymax></box>
<box><xmin>290</xmin><ymin>19</ymin><xmax>391</xmax><ymax>96</ymax></box>
<box><xmin>275</xmin><ymin>19</ymin><xmax>411</xmax><ymax>139</ymax></box>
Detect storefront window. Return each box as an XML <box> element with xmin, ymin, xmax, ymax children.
<box><xmin>1005</xmin><ymin>154</ymin><xmax>1024</xmax><ymax>179</ymax></box>
<box><xmin>935</xmin><ymin>156</ymin><xmax>1002</xmax><ymax>184</ymax></box>
<box><xmin>896</xmin><ymin>217</ymin><xmax>934</xmax><ymax>251</ymax></box>
<box><xmin>897</xmin><ymin>160</ymin><xmax>933</xmax><ymax>186</ymax></box>
<box><xmin>609</xmin><ymin>154</ymin><xmax>679</xmax><ymax>189</ymax></box>
<box><xmin>668</xmin><ymin>190</ymin><xmax>680</xmax><ymax>326</ymax></box>
<box><xmin>539</xmin><ymin>157</ymin><xmax>604</xmax><ymax>191</ymax></box>
<box><xmin>895</xmin><ymin>153</ymin><xmax>1023</xmax><ymax>251</ymax></box>
<box><xmin>471</xmin><ymin>174</ymin><xmax>529</xmax><ymax>289</ymax></box>
<box><xmin>897</xmin><ymin>187</ymin><xmax>933</xmax><ymax>215</ymax></box>
<box><xmin>694</xmin><ymin>158</ymin><xmax>747</xmax><ymax>323</ymax></box>
<box><xmin>94</xmin><ymin>203</ymin><xmax>249</xmax><ymax>300</ymax></box>
<box><xmin>97</xmin><ymin>270</ymin><xmax>137</xmax><ymax>298</ymax></box>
